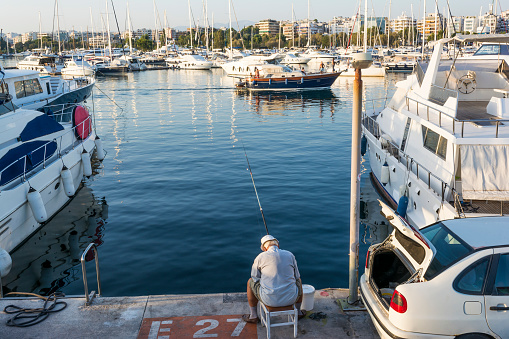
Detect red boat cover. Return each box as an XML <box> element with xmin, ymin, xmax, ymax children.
<box><xmin>73</xmin><ymin>106</ymin><xmax>92</xmax><ymax>140</ymax></box>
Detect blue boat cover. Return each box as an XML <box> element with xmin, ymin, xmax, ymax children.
<box><xmin>0</xmin><ymin>140</ymin><xmax>57</xmax><ymax>186</ymax></box>
<box><xmin>20</xmin><ymin>114</ymin><xmax>64</xmax><ymax>142</ymax></box>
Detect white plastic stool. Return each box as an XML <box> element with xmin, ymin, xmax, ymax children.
<box><xmin>259</xmin><ymin>302</ymin><xmax>298</xmax><ymax>338</ymax></box>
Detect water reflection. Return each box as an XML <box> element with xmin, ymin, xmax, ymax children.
<box><xmin>3</xmin><ymin>186</ymin><xmax>108</xmax><ymax>296</ymax></box>
<box><xmin>236</xmin><ymin>89</ymin><xmax>341</xmax><ymax>118</ymax></box>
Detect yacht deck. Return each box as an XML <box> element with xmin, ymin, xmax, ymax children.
<box><xmin>456</xmin><ymin>101</ymin><xmax>503</xmax><ymax>126</ymax></box>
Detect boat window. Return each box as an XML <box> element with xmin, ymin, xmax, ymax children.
<box><xmin>474</xmin><ymin>44</ymin><xmax>509</xmax><ymax>56</ymax></box>
<box><xmin>422</xmin><ymin>126</ymin><xmax>447</xmax><ymax>160</ymax></box>
<box><xmin>14</xmin><ymin>79</ymin><xmax>44</xmax><ymax>99</ymax></box>
<box><xmin>400</xmin><ymin>117</ymin><xmax>411</xmax><ymax>151</ymax></box>
<box><xmin>421</xmin><ymin>222</ymin><xmax>473</xmax><ymax>280</ymax></box>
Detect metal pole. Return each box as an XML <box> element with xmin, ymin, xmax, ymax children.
<box><xmin>348</xmin><ymin>67</ymin><xmax>362</xmax><ymax>304</ymax></box>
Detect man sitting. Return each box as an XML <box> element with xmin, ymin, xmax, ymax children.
<box><xmin>242</xmin><ymin>235</ymin><xmax>305</xmax><ymax>323</ymax></box>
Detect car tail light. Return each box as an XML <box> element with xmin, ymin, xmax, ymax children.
<box><xmin>390</xmin><ymin>290</ymin><xmax>407</xmax><ymax>313</ymax></box>
<box><xmin>365</xmin><ymin>250</ymin><xmax>370</xmax><ymax>268</ymax></box>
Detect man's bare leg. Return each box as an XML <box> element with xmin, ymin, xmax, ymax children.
<box><xmin>243</xmin><ymin>278</ymin><xmax>259</xmax><ymax>322</ymax></box>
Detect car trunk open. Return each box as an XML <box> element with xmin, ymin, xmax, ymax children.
<box><xmin>369</xmin><ymin>248</ymin><xmax>412</xmax><ymax>307</ymax></box>
<box><xmin>367</xmin><ymin>201</ymin><xmax>437</xmax><ymax>308</ymax></box>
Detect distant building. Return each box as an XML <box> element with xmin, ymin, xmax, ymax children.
<box><xmin>255</xmin><ymin>19</ymin><xmax>280</xmax><ymax>35</ymax></box>
<box><xmin>446</xmin><ymin>17</ymin><xmax>464</xmax><ymax>34</ymax></box>
<box><xmin>297</xmin><ymin>20</ymin><xmax>322</xmax><ymax>35</ymax></box>
<box><xmin>417</xmin><ymin>13</ymin><xmax>443</xmax><ymax>41</ymax></box>
<box><xmin>329</xmin><ymin>17</ymin><xmax>352</xmax><ymax>35</ymax></box>
<box><xmin>463</xmin><ymin>16</ymin><xmax>478</xmax><ymax>33</ymax></box>
<box><xmin>22</xmin><ymin>32</ymin><xmax>38</xmax><ymax>43</ymax></box>
<box><xmin>281</xmin><ymin>21</ymin><xmax>298</xmax><ymax>40</ymax></box>
<box><xmin>352</xmin><ymin>16</ymin><xmax>387</xmax><ymax>33</ymax></box>
<box><xmin>390</xmin><ymin>13</ymin><xmax>417</xmax><ymax>33</ymax></box>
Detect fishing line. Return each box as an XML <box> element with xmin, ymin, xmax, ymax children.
<box><xmin>240</xmin><ymin>140</ymin><xmax>269</xmax><ymax>235</ymax></box>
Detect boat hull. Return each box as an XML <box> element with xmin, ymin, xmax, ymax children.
<box><xmin>245</xmin><ymin>73</ymin><xmax>341</xmax><ymax>91</ymax></box>
<box><xmin>0</xmin><ymin>133</ymin><xmax>97</xmax><ymax>253</ymax></box>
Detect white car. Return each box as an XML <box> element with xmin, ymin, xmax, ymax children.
<box><xmin>360</xmin><ymin>200</ymin><xmax>509</xmax><ymax>339</ymax></box>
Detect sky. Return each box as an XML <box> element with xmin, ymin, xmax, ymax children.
<box><xmin>0</xmin><ymin>0</ymin><xmax>501</xmax><ymax>33</ymax></box>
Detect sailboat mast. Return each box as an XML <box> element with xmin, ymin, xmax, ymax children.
<box><xmin>105</xmin><ymin>0</ymin><xmax>113</xmax><ymax>60</ymax></box>
<box><xmin>39</xmin><ymin>12</ymin><xmax>42</xmax><ymax>50</ymax></box>
<box><xmin>56</xmin><ymin>0</ymin><xmax>61</xmax><ymax>53</ymax></box>
<box><xmin>422</xmin><ymin>0</ymin><xmax>426</xmax><ymax>58</ymax></box>
<box><xmin>229</xmin><ymin>0</ymin><xmax>232</xmax><ymax>57</ymax></box>
<box><xmin>434</xmin><ymin>0</ymin><xmax>437</xmax><ymax>42</ymax></box>
<box><xmin>307</xmin><ymin>0</ymin><xmax>310</xmax><ymax>47</ymax></box>
<box><xmin>189</xmin><ymin>0</ymin><xmax>193</xmax><ymax>49</ymax></box>
<box><xmin>212</xmin><ymin>12</ymin><xmax>214</xmax><ymax>50</ymax></box>
<box><xmin>90</xmin><ymin>8</ymin><xmax>95</xmax><ymax>51</ymax></box>
<box><xmin>387</xmin><ymin>0</ymin><xmax>391</xmax><ymax>48</ymax></box>
<box><xmin>363</xmin><ymin>0</ymin><xmax>368</xmax><ymax>52</ymax></box>
<box><xmin>127</xmin><ymin>2</ymin><xmax>133</xmax><ymax>53</ymax></box>
<box><xmin>292</xmin><ymin>3</ymin><xmax>294</xmax><ymax>48</ymax></box>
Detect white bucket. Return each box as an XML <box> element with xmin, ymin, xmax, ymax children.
<box><xmin>301</xmin><ymin>284</ymin><xmax>315</xmax><ymax>311</ymax></box>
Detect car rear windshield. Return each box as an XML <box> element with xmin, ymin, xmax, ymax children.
<box><xmin>421</xmin><ymin>222</ymin><xmax>473</xmax><ymax>280</ymax></box>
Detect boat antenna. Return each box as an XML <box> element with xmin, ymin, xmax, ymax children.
<box><xmin>241</xmin><ymin>141</ymin><xmax>269</xmax><ymax>235</ymax></box>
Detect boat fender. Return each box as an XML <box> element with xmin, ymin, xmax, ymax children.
<box><xmin>399</xmin><ymin>184</ymin><xmax>407</xmax><ymax>198</ymax></box>
<box><xmin>82</xmin><ymin>149</ymin><xmax>93</xmax><ymax>177</ymax></box>
<box><xmin>361</xmin><ymin>135</ymin><xmax>367</xmax><ymax>156</ymax></box>
<box><xmin>381</xmin><ymin>162</ymin><xmax>390</xmax><ymax>186</ymax></box>
<box><xmin>27</xmin><ymin>187</ymin><xmax>48</xmax><ymax>223</ymax></box>
<box><xmin>301</xmin><ymin>77</ymin><xmax>304</xmax><ymax>84</ymax></box>
<box><xmin>95</xmin><ymin>136</ymin><xmax>106</xmax><ymax>161</ymax></box>
<box><xmin>269</xmin><ymin>79</ymin><xmax>271</xmax><ymax>85</ymax></box>
<box><xmin>0</xmin><ymin>247</ymin><xmax>12</xmax><ymax>278</ymax></box>
<box><xmin>397</xmin><ymin>196</ymin><xmax>409</xmax><ymax>218</ymax></box>
<box><xmin>285</xmin><ymin>79</ymin><xmax>288</xmax><ymax>85</ymax></box>
<box><xmin>61</xmin><ymin>165</ymin><xmax>76</xmax><ymax>197</ymax></box>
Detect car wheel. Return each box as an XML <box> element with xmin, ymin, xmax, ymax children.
<box><xmin>456</xmin><ymin>334</ymin><xmax>494</xmax><ymax>339</ymax></box>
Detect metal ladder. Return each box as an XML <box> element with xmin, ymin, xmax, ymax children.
<box><xmin>81</xmin><ymin>243</ymin><xmax>102</xmax><ymax>306</ymax></box>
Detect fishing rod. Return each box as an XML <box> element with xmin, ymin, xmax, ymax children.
<box><xmin>241</xmin><ymin>141</ymin><xmax>269</xmax><ymax>235</ymax></box>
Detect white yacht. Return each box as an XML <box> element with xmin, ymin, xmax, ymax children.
<box><xmin>166</xmin><ymin>54</ymin><xmax>212</xmax><ymax>70</ymax></box>
<box><xmin>61</xmin><ymin>58</ymin><xmax>96</xmax><ymax>78</ymax></box>
<box><xmin>1</xmin><ymin>65</ymin><xmax>94</xmax><ymax>112</ymax></box>
<box><xmin>0</xmin><ymin>91</ymin><xmax>104</xmax><ymax>266</ymax></box>
<box><xmin>302</xmin><ymin>50</ymin><xmax>335</xmax><ymax>68</ymax></box>
<box><xmin>281</xmin><ymin>53</ymin><xmax>311</xmax><ymax>65</ymax></box>
<box><xmin>17</xmin><ymin>55</ymin><xmax>65</xmax><ymax>75</ymax></box>
<box><xmin>119</xmin><ymin>55</ymin><xmax>148</xmax><ymax>71</ymax></box>
<box><xmin>220</xmin><ymin>55</ymin><xmax>280</xmax><ymax>77</ymax></box>
<box><xmin>362</xmin><ymin>35</ymin><xmax>509</xmax><ymax>228</ymax></box>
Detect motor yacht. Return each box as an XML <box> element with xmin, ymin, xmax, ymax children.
<box><xmin>17</xmin><ymin>55</ymin><xmax>65</xmax><ymax>75</ymax></box>
<box><xmin>281</xmin><ymin>53</ymin><xmax>311</xmax><ymax>65</ymax></box>
<box><xmin>0</xmin><ymin>91</ymin><xmax>104</xmax><ymax>267</ymax></box>
<box><xmin>166</xmin><ymin>54</ymin><xmax>212</xmax><ymax>70</ymax></box>
<box><xmin>61</xmin><ymin>58</ymin><xmax>96</xmax><ymax>78</ymax></box>
<box><xmin>1</xmin><ymin>65</ymin><xmax>94</xmax><ymax>112</ymax></box>
<box><xmin>362</xmin><ymin>34</ymin><xmax>509</xmax><ymax>228</ymax></box>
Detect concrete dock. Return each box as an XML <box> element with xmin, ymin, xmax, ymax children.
<box><xmin>0</xmin><ymin>288</ymin><xmax>378</xmax><ymax>338</ymax></box>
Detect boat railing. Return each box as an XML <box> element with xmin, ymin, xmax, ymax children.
<box><xmin>405</xmin><ymin>96</ymin><xmax>508</xmax><ymax>138</ymax></box>
<box><xmin>0</xmin><ymin>113</ymin><xmax>92</xmax><ymax>190</ymax></box>
<box><xmin>363</xmin><ymin>97</ymin><xmax>389</xmax><ymax>117</ymax></box>
<box><xmin>362</xmin><ymin>113</ymin><xmax>464</xmax><ymax>217</ymax></box>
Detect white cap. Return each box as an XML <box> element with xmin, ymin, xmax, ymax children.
<box><xmin>260</xmin><ymin>235</ymin><xmax>278</xmax><ymax>251</ymax></box>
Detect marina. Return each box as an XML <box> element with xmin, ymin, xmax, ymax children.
<box><xmin>2</xmin><ymin>0</ymin><xmax>509</xmax><ymax>337</ymax></box>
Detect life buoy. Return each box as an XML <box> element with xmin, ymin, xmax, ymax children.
<box><xmin>73</xmin><ymin>106</ymin><xmax>92</xmax><ymax>140</ymax></box>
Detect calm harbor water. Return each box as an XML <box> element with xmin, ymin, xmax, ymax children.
<box><xmin>1</xmin><ymin>59</ymin><xmax>404</xmax><ymax>297</ymax></box>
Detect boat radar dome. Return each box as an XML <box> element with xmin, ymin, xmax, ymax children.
<box><xmin>261</xmin><ymin>235</ymin><xmax>278</xmax><ymax>250</ymax></box>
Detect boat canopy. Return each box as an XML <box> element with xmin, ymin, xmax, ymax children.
<box><xmin>19</xmin><ymin>114</ymin><xmax>64</xmax><ymax>142</ymax></box>
<box><xmin>460</xmin><ymin>145</ymin><xmax>509</xmax><ymax>201</ymax></box>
